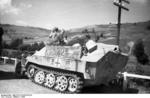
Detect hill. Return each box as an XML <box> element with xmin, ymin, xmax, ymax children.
<box><xmin>0</xmin><ymin>24</ymin><xmax>50</xmax><ymax>44</ymax></box>
<box><xmin>69</xmin><ymin>21</ymin><xmax>150</xmax><ymax>56</ymax></box>
<box><xmin>1</xmin><ymin>21</ymin><xmax>150</xmax><ymax>55</ymax></box>
<box><xmin>69</xmin><ymin>21</ymin><xmax>150</xmax><ymax>43</ymax></box>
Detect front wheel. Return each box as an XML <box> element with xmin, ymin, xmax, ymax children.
<box><xmin>27</xmin><ymin>65</ymin><xmax>35</xmax><ymax>78</ymax></box>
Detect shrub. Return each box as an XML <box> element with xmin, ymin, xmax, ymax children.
<box><xmin>1</xmin><ymin>49</ymin><xmax>22</xmax><ymax>59</ymax></box>
<box><xmin>2</xmin><ymin>41</ymin><xmax>9</xmax><ymax>49</ymax></box>
<box><xmin>1</xmin><ymin>50</ymin><xmax>9</xmax><ymax>57</ymax></box>
<box><xmin>147</xmin><ymin>25</ymin><xmax>150</xmax><ymax>30</ymax></box>
<box><xmin>18</xmin><ymin>44</ymin><xmax>32</xmax><ymax>52</ymax></box>
<box><xmin>10</xmin><ymin>38</ymin><xmax>23</xmax><ymax>49</ymax></box>
<box><xmin>133</xmin><ymin>39</ymin><xmax>149</xmax><ymax>65</ymax></box>
<box><xmin>18</xmin><ymin>42</ymin><xmax>45</xmax><ymax>52</ymax></box>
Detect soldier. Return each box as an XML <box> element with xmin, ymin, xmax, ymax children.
<box><xmin>48</xmin><ymin>27</ymin><xmax>61</xmax><ymax>45</ymax></box>
<box><xmin>63</xmin><ymin>35</ymin><xmax>68</xmax><ymax>45</ymax></box>
<box><xmin>57</xmin><ymin>30</ymin><xmax>66</xmax><ymax>45</ymax></box>
<box><xmin>49</xmin><ymin>27</ymin><xmax>59</xmax><ymax>40</ymax></box>
<box><xmin>48</xmin><ymin>27</ymin><xmax>66</xmax><ymax>46</ymax></box>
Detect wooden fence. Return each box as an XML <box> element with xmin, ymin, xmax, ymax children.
<box><xmin>122</xmin><ymin>72</ymin><xmax>150</xmax><ymax>91</ymax></box>
<box><xmin>0</xmin><ymin>56</ymin><xmax>20</xmax><ymax>67</ymax></box>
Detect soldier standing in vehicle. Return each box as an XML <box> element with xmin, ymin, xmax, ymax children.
<box><xmin>57</xmin><ymin>30</ymin><xmax>66</xmax><ymax>45</ymax></box>
<box><xmin>63</xmin><ymin>35</ymin><xmax>68</xmax><ymax>45</ymax></box>
<box><xmin>48</xmin><ymin>27</ymin><xmax>67</xmax><ymax>46</ymax></box>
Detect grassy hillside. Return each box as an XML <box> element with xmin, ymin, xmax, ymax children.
<box><xmin>69</xmin><ymin>21</ymin><xmax>150</xmax><ymax>43</ymax></box>
<box><xmin>1</xmin><ymin>21</ymin><xmax>150</xmax><ymax>55</ymax></box>
<box><xmin>0</xmin><ymin>24</ymin><xmax>50</xmax><ymax>44</ymax></box>
<box><xmin>69</xmin><ymin>21</ymin><xmax>150</xmax><ymax>53</ymax></box>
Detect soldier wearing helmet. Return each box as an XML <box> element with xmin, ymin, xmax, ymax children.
<box><xmin>48</xmin><ymin>27</ymin><xmax>66</xmax><ymax>45</ymax></box>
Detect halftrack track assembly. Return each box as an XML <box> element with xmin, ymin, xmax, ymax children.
<box><xmin>26</xmin><ymin>63</ymin><xmax>84</xmax><ymax>93</ymax></box>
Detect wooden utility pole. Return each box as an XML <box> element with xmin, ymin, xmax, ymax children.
<box><xmin>113</xmin><ymin>0</ymin><xmax>130</xmax><ymax>46</ymax></box>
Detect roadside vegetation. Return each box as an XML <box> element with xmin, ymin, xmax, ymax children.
<box><xmin>1</xmin><ymin>38</ymin><xmax>45</xmax><ymax>59</ymax></box>
<box><xmin>133</xmin><ymin>39</ymin><xmax>149</xmax><ymax>65</ymax></box>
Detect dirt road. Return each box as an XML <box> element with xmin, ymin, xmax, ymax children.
<box><xmin>0</xmin><ymin>64</ymin><xmax>57</xmax><ymax>94</ymax></box>
<box><xmin>0</xmin><ymin>63</ymin><xmax>139</xmax><ymax>94</ymax></box>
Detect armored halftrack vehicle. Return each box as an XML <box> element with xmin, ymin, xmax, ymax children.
<box><xmin>15</xmin><ymin>42</ymin><xmax>128</xmax><ymax>93</ymax></box>
<box><xmin>15</xmin><ymin>27</ymin><xmax>128</xmax><ymax>93</ymax></box>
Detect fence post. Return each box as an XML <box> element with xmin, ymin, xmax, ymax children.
<box><xmin>123</xmin><ymin>72</ymin><xmax>128</xmax><ymax>91</ymax></box>
<box><xmin>14</xmin><ymin>58</ymin><xmax>18</xmax><ymax>68</ymax></box>
<box><xmin>4</xmin><ymin>58</ymin><xmax>6</xmax><ymax>64</ymax></box>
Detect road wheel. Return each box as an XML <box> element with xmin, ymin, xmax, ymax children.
<box><xmin>55</xmin><ymin>76</ymin><xmax>68</xmax><ymax>92</ymax></box>
<box><xmin>68</xmin><ymin>77</ymin><xmax>78</xmax><ymax>93</ymax></box>
<box><xmin>34</xmin><ymin>70</ymin><xmax>45</xmax><ymax>84</ymax></box>
<box><xmin>44</xmin><ymin>73</ymin><xmax>56</xmax><ymax>88</ymax></box>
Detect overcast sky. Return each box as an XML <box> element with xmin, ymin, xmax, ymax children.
<box><xmin>0</xmin><ymin>0</ymin><xmax>150</xmax><ymax>29</ymax></box>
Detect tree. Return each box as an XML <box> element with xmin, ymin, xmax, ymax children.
<box><xmin>38</xmin><ymin>42</ymin><xmax>45</xmax><ymax>49</ymax></box>
<box><xmin>10</xmin><ymin>38</ymin><xmax>23</xmax><ymax>49</ymax></box>
<box><xmin>133</xmin><ymin>39</ymin><xmax>149</xmax><ymax>65</ymax></box>
<box><xmin>2</xmin><ymin>41</ymin><xmax>9</xmax><ymax>49</ymax></box>
<box><xmin>92</xmin><ymin>28</ymin><xmax>100</xmax><ymax>42</ymax></box>
<box><xmin>18</xmin><ymin>44</ymin><xmax>31</xmax><ymax>51</ymax></box>
<box><xmin>147</xmin><ymin>25</ymin><xmax>150</xmax><ymax>30</ymax></box>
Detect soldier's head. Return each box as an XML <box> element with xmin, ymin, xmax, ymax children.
<box><xmin>82</xmin><ymin>35</ymin><xmax>90</xmax><ymax>45</ymax></box>
<box><xmin>53</xmin><ymin>27</ymin><xmax>59</xmax><ymax>32</ymax></box>
<box><xmin>85</xmin><ymin>35</ymin><xmax>90</xmax><ymax>41</ymax></box>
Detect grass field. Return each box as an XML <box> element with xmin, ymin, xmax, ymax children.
<box><xmin>1</xmin><ymin>21</ymin><xmax>150</xmax><ymax>54</ymax></box>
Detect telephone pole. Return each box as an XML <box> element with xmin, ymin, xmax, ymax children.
<box><xmin>113</xmin><ymin>0</ymin><xmax>130</xmax><ymax>46</ymax></box>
